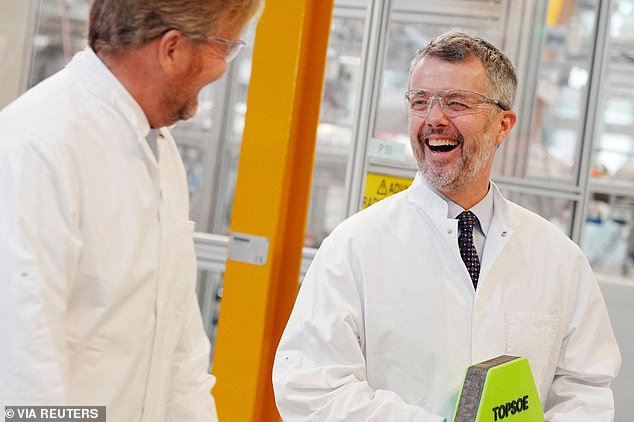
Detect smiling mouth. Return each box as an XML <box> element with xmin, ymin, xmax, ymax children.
<box><xmin>426</xmin><ymin>138</ymin><xmax>459</xmax><ymax>152</ymax></box>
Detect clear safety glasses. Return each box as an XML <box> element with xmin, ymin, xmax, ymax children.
<box><xmin>405</xmin><ymin>89</ymin><xmax>509</xmax><ymax>117</ymax></box>
<box><xmin>206</xmin><ymin>35</ymin><xmax>246</xmax><ymax>63</ymax></box>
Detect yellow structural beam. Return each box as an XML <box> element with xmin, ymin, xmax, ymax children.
<box><xmin>212</xmin><ymin>0</ymin><xmax>334</xmax><ymax>420</ymax></box>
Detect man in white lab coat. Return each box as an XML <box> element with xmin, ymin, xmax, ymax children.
<box><xmin>0</xmin><ymin>0</ymin><xmax>261</xmax><ymax>420</ymax></box>
<box><xmin>273</xmin><ymin>32</ymin><xmax>621</xmax><ymax>421</ymax></box>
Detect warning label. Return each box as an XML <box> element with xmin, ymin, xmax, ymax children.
<box><xmin>362</xmin><ymin>173</ymin><xmax>413</xmax><ymax>209</ymax></box>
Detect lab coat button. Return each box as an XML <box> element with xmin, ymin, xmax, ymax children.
<box><xmin>447</xmin><ymin>228</ymin><xmax>453</xmax><ymax>234</ymax></box>
<box><xmin>501</xmin><ymin>231</ymin><xmax>508</xmax><ymax>237</ymax></box>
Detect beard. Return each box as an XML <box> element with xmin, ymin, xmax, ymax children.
<box><xmin>157</xmin><ymin>87</ymin><xmax>199</xmax><ymax>128</ymax></box>
<box><xmin>157</xmin><ymin>54</ymin><xmax>204</xmax><ymax>126</ymax></box>
<box><xmin>175</xmin><ymin>96</ymin><xmax>199</xmax><ymax>122</ymax></box>
<box><xmin>416</xmin><ymin>126</ymin><xmax>496</xmax><ymax>194</ymax></box>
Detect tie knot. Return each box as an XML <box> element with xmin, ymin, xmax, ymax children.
<box><xmin>458</xmin><ymin>211</ymin><xmax>477</xmax><ymax>230</ymax></box>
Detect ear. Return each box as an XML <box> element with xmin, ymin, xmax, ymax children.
<box><xmin>495</xmin><ymin>109</ymin><xmax>517</xmax><ymax>147</ymax></box>
<box><xmin>157</xmin><ymin>29</ymin><xmax>187</xmax><ymax>73</ymax></box>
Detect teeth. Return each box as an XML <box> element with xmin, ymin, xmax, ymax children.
<box><xmin>428</xmin><ymin>139</ymin><xmax>458</xmax><ymax>147</ymax></box>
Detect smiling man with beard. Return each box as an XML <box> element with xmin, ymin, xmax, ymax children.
<box><xmin>273</xmin><ymin>32</ymin><xmax>621</xmax><ymax>421</ymax></box>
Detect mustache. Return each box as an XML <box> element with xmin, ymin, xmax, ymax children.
<box><xmin>417</xmin><ymin>127</ymin><xmax>463</xmax><ymax>142</ymax></box>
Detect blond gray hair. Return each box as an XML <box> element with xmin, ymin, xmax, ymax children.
<box><xmin>89</xmin><ymin>0</ymin><xmax>262</xmax><ymax>53</ymax></box>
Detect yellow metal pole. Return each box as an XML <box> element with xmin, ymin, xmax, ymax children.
<box><xmin>211</xmin><ymin>0</ymin><xmax>334</xmax><ymax>420</ymax></box>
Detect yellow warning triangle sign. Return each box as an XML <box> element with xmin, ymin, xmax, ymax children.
<box><xmin>377</xmin><ymin>179</ymin><xmax>388</xmax><ymax>195</ymax></box>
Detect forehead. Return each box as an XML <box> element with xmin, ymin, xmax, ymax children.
<box><xmin>410</xmin><ymin>56</ymin><xmax>489</xmax><ymax>92</ymax></box>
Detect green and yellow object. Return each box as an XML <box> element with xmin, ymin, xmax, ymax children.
<box><xmin>453</xmin><ymin>355</ymin><xmax>544</xmax><ymax>422</ymax></box>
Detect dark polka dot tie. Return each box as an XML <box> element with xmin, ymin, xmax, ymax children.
<box><xmin>457</xmin><ymin>211</ymin><xmax>480</xmax><ymax>288</ymax></box>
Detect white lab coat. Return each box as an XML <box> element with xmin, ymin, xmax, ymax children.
<box><xmin>0</xmin><ymin>49</ymin><xmax>217</xmax><ymax>421</ymax></box>
<box><xmin>273</xmin><ymin>173</ymin><xmax>621</xmax><ymax>421</ymax></box>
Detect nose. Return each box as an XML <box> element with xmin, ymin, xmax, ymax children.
<box><xmin>425</xmin><ymin>96</ymin><xmax>448</xmax><ymax>122</ymax></box>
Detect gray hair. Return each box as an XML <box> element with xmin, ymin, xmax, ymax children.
<box><xmin>409</xmin><ymin>31</ymin><xmax>517</xmax><ymax>110</ymax></box>
<box><xmin>89</xmin><ymin>0</ymin><xmax>263</xmax><ymax>54</ymax></box>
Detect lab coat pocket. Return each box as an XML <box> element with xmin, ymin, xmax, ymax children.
<box><xmin>506</xmin><ymin>312</ymin><xmax>560</xmax><ymax>391</ymax></box>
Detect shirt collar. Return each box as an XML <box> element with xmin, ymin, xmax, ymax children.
<box><xmin>419</xmin><ymin>174</ymin><xmax>495</xmax><ymax>236</ymax></box>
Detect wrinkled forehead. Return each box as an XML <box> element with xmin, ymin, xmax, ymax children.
<box><xmin>409</xmin><ymin>56</ymin><xmax>490</xmax><ymax>93</ymax></box>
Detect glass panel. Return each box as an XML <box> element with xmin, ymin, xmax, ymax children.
<box><xmin>583</xmin><ymin>193</ymin><xmax>634</xmax><ymax>280</ymax></box>
<box><xmin>28</xmin><ymin>0</ymin><xmax>91</xmax><ymax>88</ymax></box>
<box><xmin>502</xmin><ymin>189</ymin><xmax>575</xmax><ymax>236</ymax></box>
<box><xmin>304</xmin><ymin>11</ymin><xmax>367</xmax><ymax>248</ymax></box>
<box><xmin>590</xmin><ymin>0</ymin><xmax>634</xmax><ymax>186</ymax></box>
<box><xmin>172</xmin><ymin>83</ymin><xmax>223</xmax><ymax>228</ymax></box>
<box><xmin>520</xmin><ymin>0</ymin><xmax>599</xmax><ymax>183</ymax></box>
<box><xmin>582</xmin><ymin>0</ymin><xmax>634</xmax><ymax>282</ymax></box>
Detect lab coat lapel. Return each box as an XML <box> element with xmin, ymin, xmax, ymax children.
<box><xmin>479</xmin><ymin>183</ymin><xmax>513</xmax><ymax>283</ymax></box>
<box><xmin>408</xmin><ymin>174</ymin><xmax>473</xmax><ymax>287</ymax></box>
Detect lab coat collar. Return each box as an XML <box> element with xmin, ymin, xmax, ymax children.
<box><xmin>407</xmin><ymin>172</ymin><xmax>510</xmax><ymax>227</ymax></box>
<box><xmin>489</xmin><ymin>182</ymin><xmax>511</xmax><ymax>231</ymax></box>
<box><xmin>65</xmin><ymin>48</ymin><xmax>151</xmax><ymax>143</ymax></box>
<box><xmin>407</xmin><ymin>172</ymin><xmax>450</xmax><ymax>219</ymax></box>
